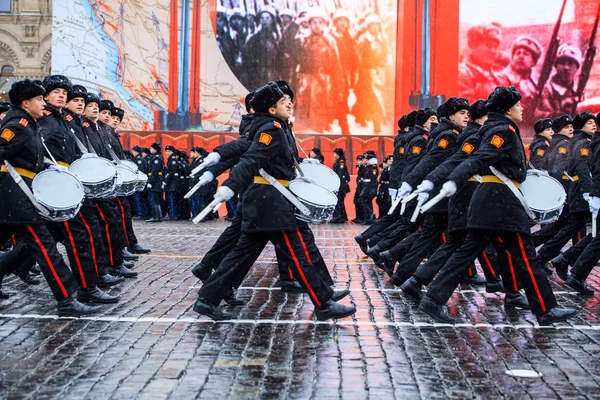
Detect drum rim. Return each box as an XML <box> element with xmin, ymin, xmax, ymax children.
<box><xmin>33</xmin><ymin>170</ymin><xmax>85</xmax><ymax>210</ymax></box>
<box><xmin>288</xmin><ymin>180</ymin><xmax>338</xmax><ymax>205</ymax></box>
<box><xmin>69</xmin><ymin>157</ymin><xmax>117</xmax><ymax>184</ymax></box>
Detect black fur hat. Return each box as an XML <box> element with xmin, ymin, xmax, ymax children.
<box><xmin>85</xmin><ymin>92</ymin><xmax>101</xmax><ymax>106</ymax></box>
<box><xmin>112</xmin><ymin>107</ymin><xmax>125</xmax><ymax>121</ymax></box>
<box><xmin>552</xmin><ymin>114</ymin><xmax>573</xmax><ymax>133</ymax></box>
<box><xmin>333</xmin><ymin>147</ymin><xmax>345</xmax><ymax>159</ymax></box>
<box><xmin>150</xmin><ymin>142</ymin><xmax>162</xmax><ymax>152</ymax></box>
<box><xmin>406</xmin><ymin>110</ymin><xmax>418</xmax><ymax>128</ymax></box>
<box><xmin>486</xmin><ymin>86</ymin><xmax>521</xmax><ymax>114</ymax></box>
<box><xmin>534</xmin><ymin>118</ymin><xmax>552</xmax><ymax>134</ymax></box>
<box><xmin>468</xmin><ymin>99</ymin><xmax>488</xmax><ymax>121</ymax></box>
<box><xmin>0</xmin><ymin>102</ymin><xmax>9</xmax><ymax>113</ymax></box>
<box><xmin>42</xmin><ymin>75</ymin><xmax>72</xmax><ymax>95</ymax></box>
<box><xmin>141</xmin><ymin>147</ymin><xmax>150</xmax><ymax>154</ymax></box>
<box><xmin>275</xmin><ymin>80</ymin><xmax>294</xmax><ymax>102</ymax></box>
<box><xmin>397</xmin><ymin>115</ymin><xmax>408</xmax><ymax>130</ymax></box>
<box><xmin>67</xmin><ymin>85</ymin><xmax>88</xmax><ymax>103</ymax></box>
<box><xmin>9</xmin><ymin>79</ymin><xmax>46</xmax><ymax>105</ymax></box>
<box><xmin>165</xmin><ymin>145</ymin><xmax>176</xmax><ymax>152</ymax></box>
<box><xmin>444</xmin><ymin>97</ymin><xmax>470</xmax><ymax>118</ymax></box>
<box><xmin>132</xmin><ymin>145</ymin><xmax>142</xmax><ymax>153</ymax></box>
<box><xmin>436</xmin><ymin>104</ymin><xmax>446</xmax><ymax>119</ymax></box>
<box><xmin>251</xmin><ymin>82</ymin><xmax>284</xmax><ymax>113</ymax></box>
<box><xmin>573</xmin><ymin>111</ymin><xmax>596</xmax><ymax>130</ymax></box>
<box><xmin>99</xmin><ymin>99</ymin><xmax>114</xmax><ymax>113</ymax></box>
<box><xmin>415</xmin><ymin>108</ymin><xmax>436</xmax><ymax>126</ymax></box>
<box><xmin>244</xmin><ymin>91</ymin><xmax>255</xmax><ymax>113</ymax></box>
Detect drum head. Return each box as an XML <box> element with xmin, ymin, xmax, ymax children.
<box><xmin>298</xmin><ymin>163</ymin><xmax>341</xmax><ymax>192</ymax></box>
<box><xmin>289</xmin><ymin>180</ymin><xmax>337</xmax><ymax>206</ymax></box>
<box><xmin>69</xmin><ymin>157</ymin><xmax>116</xmax><ymax>184</ymax></box>
<box><xmin>521</xmin><ymin>173</ymin><xmax>566</xmax><ymax>211</ymax></box>
<box><xmin>121</xmin><ymin>160</ymin><xmax>139</xmax><ymax>173</ymax></box>
<box><xmin>137</xmin><ymin>171</ymin><xmax>148</xmax><ymax>182</ymax></box>
<box><xmin>33</xmin><ymin>170</ymin><xmax>84</xmax><ymax>209</ymax></box>
<box><xmin>116</xmin><ymin>165</ymin><xmax>138</xmax><ymax>184</ymax></box>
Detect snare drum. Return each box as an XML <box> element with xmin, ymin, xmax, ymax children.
<box><xmin>120</xmin><ymin>160</ymin><xmax>139</xmax><ymax>173</ymax></box>
<box><xmin>135</xmin><ymin>171</ymin><xmax>148</xmax><ymax>192</ymax></box>
<box><xmin>114</xmin><ymin>164</ymin><xmax>138</xmax><ymax>196</ymax></box>
<box><xmin>288</xmin><ymin>179</ymin><xmax>337</xmax><ymax>224</ymax></box>
<box><xmin>520</xmin><ymin>171</ymin><xmax>567</xmax><ymax>224</ymax></box>
<box><xmin>297</xmin><ymin>161</ymin><xmax>341</xmax><ymax>193</ymax></box>
<box><xmin>32</xmin><ymin>169</ymin><xmax>85</xmax><ymax>222</ymax></box>
<box><xmin>69</xmin><ymin>155</ymin><xmax>117</xmax><ymax>199</ymax></box>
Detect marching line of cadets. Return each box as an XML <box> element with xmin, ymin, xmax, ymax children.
<box><xmin>0</xmin><ymin>75</ymin><xmax>597</xmax><ymax>326</ymax></box>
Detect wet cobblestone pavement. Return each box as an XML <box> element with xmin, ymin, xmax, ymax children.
<box><xmin>1</xmin><ymin>220</ymin><xmax>600</xmax><ymax>399</ymax></box>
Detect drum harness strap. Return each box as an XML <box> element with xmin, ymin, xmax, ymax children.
<box><xmin>562</xmin><ymin>171</ymin><xmax>578</xmax><ymax>181</ymax></box>
<box><xmin>258</xmin><ymin>168</ymin><xmax>311</xmax><ymax>217</ymax></box>
<box><xmin>489</xmin><ymin>166</ymin><xmax>536</xmax><ymax>220</ymax></box>
<box><xmin>2</xmin><ymin>161</ymin><xmax>50</xmax><ymax>217</ymax></box>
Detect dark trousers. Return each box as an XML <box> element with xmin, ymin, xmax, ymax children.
<box><xmin>190</xmin><ymin>193</ymin><xmax>203</xmax><ymax>218</ymax></box>
<box><xmin>392</xmin><ymin>213</ymin><xmax>447</xmax><ymax>280</ymax></box>
<box><xmin>79</xmin><ymin>205</ymin><xmax>110</xmax><ymax>276</ymax></box>
<box><xmin>94</xmin><ymin>200</ymin><xmax>125</xmax><ymax>267</ymax></box>
<box><xmin>427</xmin><ymin>230</ymin><xmax>558</xmax><ymax>315</ymax></box>
<box><xmin>570</xmin><ymin>216</ymin><xmax>600</xmax><ymax>282</ymax></box>
<box><xmin>199</xmin><ymin>230</ymin><xmax>334</xmax><ymax>307</ymax></box>
<box><xmin>361</xmin><ymin>212</ymin><xmax>399</xmax><ymax>241</ymax></box>
<box><xmin>133</xmin><ymin>192</ymin><xmax>149</xmax><ymax>219</ymax></box>
<box><xmin>353</xmin><ymin>188</ymin><xmax>363</xmax><ymax>221</ymax></box>
<box><xmin>0</xmin><ymin>224</ymin><xmax>79</xmax><ymax>301</ymax></box>
<box><xmin>116</xmin><ymin>197</ymin><xmax>138</xmax><ymax>248</ymax></box>
<box><xmin>377</xmin><ymin>196</ymin><xmax>391</xmax><ymax>218</ymax></box>
<box><xmin>332</xmin><ymin>190</ymin><xmax>348</xmax><ymax>222</ymax></box>
<box><xmin>358</xmin><ymin>194</ymin><xmax>375</xmax><ymax>221</ymax></box>
<box><xmin>537</xmin><ymin>212</ymin><xmax>589</xmax><ymax>261</ymax></box>
<box><xmin>561</xmin><ymin>234</ymin><xmax>593</xmax><ymax>265</ymax></box>
<box><xmin>148</xmin><ymin>191</ymin><xmax>162</xmax><ymax>206</ymax></box>
<box><xmin>166</xmin><ymin>191</ymin><xmax>179</xmax><ymax>220</ymax></box>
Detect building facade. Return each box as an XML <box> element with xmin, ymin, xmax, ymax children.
<box><xmin>0</xmin><ymin>0</ymin><xmax>52</xmax><ymax>100</ymax></box>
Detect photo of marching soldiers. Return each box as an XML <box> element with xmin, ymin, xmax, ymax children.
<box><xmin>214</xmin><ymin>0</ymin><xmax>397</xmax><ymax>135</ymax></box>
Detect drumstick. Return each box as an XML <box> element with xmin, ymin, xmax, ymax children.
<box><xmin>400</xmin><ymin>201</ymin><xmax>406</xmax><ymax>215</ymax></box>
<box><xmin>193</xmin><ymin>200</ymin><xmax>223</xmax><ymax>224</ymax></box>
<box><xmin>420</xmin><ymin>192</ymin><xmax>447</xmax><ymax>213</ymax></box>
<box><xmin>401</xmin><ymin>192</ymin><xmax>418</xmax><ymax>204</ymax></box>
<box><xmin>184</xmin><ymin>181</ymin><xmax>203</xmax><ymax>199</ymax></box>
<box><xmin>410</xmin><ymin>204</ymin><xmax>421</xmax><ymax>223</ymax></box>
<box><xmin>593</xmin><ymin>217</ymin><xmax>597</xmax><ymax>238</ymax></box>
<box><xmin>387</xmin><ymin>196</ymin><xmax>401</xmax><ymax>215</ymax></box>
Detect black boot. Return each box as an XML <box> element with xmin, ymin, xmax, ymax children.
<box><xmin>366</xmin><ymin>245</ymin><xmax>382</xmax><ymax>266</ymax></box>
<box><xmin>315</xmin><ymin>300</ymin><xmax>356</xmax><ymax>321</ymax></box>
<box><xmin>146</xmin><ymin>204</ymin><xmax>162</xmax><ymax>223</ymax></box>
<box><xmin>122</xmin><ymin>249</ymin><xmax>139</xmax><ymax>261</ymax></box>
<box><xmin>401</xmin><ymin>277</ymin><xmax>423</xmax><ymax>302</ymax></box>
<box><xmin>565</xmin><ymin>275</ymin><xmax>595</xmax><ymax>295</ymax></box>
<box><xmin>418</xmin><ymin>296</ymin><xmax>456</xmax><ymax>324</ymax></box>
<box><xmin>331</xmin><ymin>289</ymin><xmax>350</xmax><ymax>302</ymax></box>
<box><xmin>193</xmin><ymin>298</ymin><xmax>233</xmax><ymax>321</ymax></box>
<box><xmin>78</xmin><ymin>286</ymin><xmax>120</xmax><ymax>304</ymax></box>
<box><xmin>30</xmin><ymin>264</ymin><xmax>42</xmax><ymax>275</ymax></box>
<box><xmin>485</xmin><ymin>279</ymin><xmax>505</xmax><ymax>293</ymax></box>
<box><xmin>223</xmin><ymin>287</ymin><xmax>244</xmax><ymax>306</ymax></box>
<box><xmin>460</xmin><ymin>273</ymin><xmax>487</xmax><ymax>285</ymax></box>
<box><xmin>113</xmin><ymin>264</ymin><xmax>138</xmax><ymax>277</ymax></box>
<box><xmin>380</xmin><ymin>250</ymin><xmax>396</xmax><ymax>277</ymax></box>
<box><xmin>57</xmin><ymin>297</ymin><xmax>102</xmax><ymax>317</ymax></box>
<box><xmin>192</xmin><ymin>262</ymin><xmax>212</xmax><ymax>283</ymax></box>
<box><xmin>537</xmin><ymin>255</ymin><xmax>553</xmax><ymax>275</ymax></box>
<box><xmin>549</xmin><ymin>255</ymin><xmax>569</xmax><ymax>281</ymax></box>
<box><xmin>129</xmin><ymin>243</ymin><xmax>151</xmax><ymax>254</ymax></box>
<box><xmin>504</xmin><ymin>292</ymin><xmax>529</xmax><ymax>309</ymax></box>
<box><xmin>14</xmin><ymin>269</ymin><xmax>40</xmax><ymax>285</ymax></box>
<box><xmin>537</xmin><ymin>307</ymin><xmax>577</xmax><ymax>326</ymax></box>
<box><xmin>354</xmin><ymin>234</ymin><xmax>369</xmax><ymax>255</ymax></box>
<box><xmin>98</xmin><ymin>273</ymin><xmax>125</xmax><ymax>288</ymax></box>
<box><xmin>122</xmin><ymin>260</ymin><xmax>135</xmax><ymax>269</ymax></box>
<box><xmin>281</xmin><ymin>279</ymin><xmax>305</xmax><ymax>293</ymax></box>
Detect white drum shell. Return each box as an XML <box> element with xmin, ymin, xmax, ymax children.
<box><xmin>298</xmin><ymin>162</ymin><xmax>341</xmax><ymax>193</ymax></box>
<box><xmin>520</xmin><ymin>172</ymin><xmax>567</xmax><ymax>224</ymax></box>
<box><xmin>32</xmin><ymin>169</ymin><xmax>85</xmax><ymax>222</ymax></box>
<box><xmin>114</xmin><ymin>165</ymin><xmax>138</xmax><ymax>196</ymax></box>
<box><xmin>69</xmin><ymin>156</ymin><xmax>117</xmax><ymax>199</ymax></box>
<box><xmin>288</xmin><ymin>180</ymin><xmax>337</xmax><ymax>224</ymax></box>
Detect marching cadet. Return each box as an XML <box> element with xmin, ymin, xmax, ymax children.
<box><xmin>418</xmin><ymin>86</ymin><xmax>577</xmax><ymax>326</ymax></box>
<box><xmin>188</xmin><ymin>147</ymin><xmax>203</xmax><ymax>218</ymax></box>
<box><xmin>529</xmin><ymin>118</ymin><xmax>553</xmax><ymax>171</ymax></box>
<box><xmin>330</xmin><ymin>147</ymin><xmax>350</xmax><ymax>223</ymax></box>
<box><xmin>178</xmin><ymin>150</ymin><xmax>191</xmax><ymax>219</ymax></box>
<box><xmin>163</xmin><ymin>145</ymin><xmax>181</xmax><ymax>220</ymax></box>
<box><xmin>357</xmin><ymin>150</ymin><xmax>379</xmax><ymax>224</ymax></box>
<box><xmin>193</xmin><ymin>82</ymin><xmax>355</xmax><ymax>321</ymax></box>
<box><xmin>146</xmin><ymin>142</ymin><xmax>164</xmax><ymax>222</ymax></box>
<box><xmin>0</xmin><ymin>79</ymin><xmax>101</xmax><ymax>315</ymax></box>
<box><xmin>376</xmin><ymin>156</ymin><xmax>392</xmax><ymax>217</ymax></box>
<box><xmin>352</xmin><ymin>154</ymin><xmax>366</xmax><ymax>223</ymax></box>
<box><xmin>132</xmin><ymin>145</ymin><xmax>149</xmax><ymax>219</ymax></box>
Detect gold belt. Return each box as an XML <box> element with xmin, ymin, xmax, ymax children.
<box><xmin>563</xmin><ymin>175</ymin><xmax>578</xmax><ymax>181</ymax></box>
<box><xmin>0</xmin><ymin>165</ymin><xmax>37</xmax><ymax>179</ymax></box>
<box><xmin>253</xmin><ymin>176</ymin><xmax>289</xmax><ymax>187</ymax></box>
<box><xmin>470</xmin><ymin>175</ymin><xmax>521</xmax><ymax>188</ymax></box>
<box><xmin>56</xmin><ymin>161</ymin><xmax>70</xmax><ymax>167</ymax></box>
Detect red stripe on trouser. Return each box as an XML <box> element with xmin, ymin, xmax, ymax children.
<box><xmin>516</xmin><ymin>233</ymin><xmax>547</xmax><ymax>313</ymax></box>
<box><xmin>481</xmin><ymin>251</ymin><xmax>497</xmax><ymax>279</ymax></box>
<box><xmin>26</xmin><ymin>225</ymin><xmax>69</xmax><ymax>298</ymax></box>
<box><xmin>95</xmin><ymin>204</ymin><xmax>114</xmax><ymax>266</ymax></box>
<box><xmin>503</xmin><ymin>249</ymin><xmax>519</xmax><ymax>292</ymax></box>
<box><xmin>282</xmin><ymin>231</ymin><xmax>321</xmax><ymax>307</ymax></box>
<box><xmin>11</xmin><ymin>235</ymin><xmax>16</xmax><ymax>245</ymax></box>
<box><xmin>63</xmin><ymin>221</ymin><xmax>87</xmax><ymax>288</ymax></box>
<box><xmin>297</xmin><ymin>230</ymin><xmax>313</xmax><ymax>263</ymax></box>
<box><xmin>287</xmin><ymin>267</ymin><xmax>294</xmax><ymax>279</ymax></box>
<box><xmin>578</xmin><ymin>232</ymin><xmax>581</xmax><ymax>242</ymax></box>
<box><xmin>441</xmin><ymin>232</ymin><xmax>446</xmax><ymax>243</ymax></box>
<box><xmin>116</xmin><ymin>198</ymin><xmax>130</xmax><ymax>247</ymax></box>
<box><xmin>79</xmin><ymin>213</ymin><xmax>99</xmax><ymax>275</ymax></box>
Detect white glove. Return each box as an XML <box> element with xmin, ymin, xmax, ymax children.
<box><xmin>583</xmin><ymin>192</ymin><xmax>591</xmax><ymax>202</ymax></box>
<box><xmin>49</xmin><ymin>164</ymin><xmax>68</xmax><ymax>173</ymax></box>
<box><xmin>302</xmin><ymin>158</ymin><xmax>321</xmax><ymax>165</ymax></box>
<box><xmin>162</xmin><ymin>182</ymin><xmax>166</xmax><ymax>189</ymax></box>
<box><xmin>191</xmin><ymin>152</ymin><xmax>221</xmax><ymax>176</ymax></box>
<box><xmin>588</xmin><ymin>196</ymin><xmax>600</xmax><ymax>218</ymax></box>
<box><xmin>146</xmin><ymin>183</ymin><xmax>152</xmax><ymax>189</ymax></box>
<box><xmin>214</xmin><ymin>185</ymin><xmax>235</xmax><ymax>202</ymax></box>
<box><xmin>397</xmin><ymin>182</ymin><xmax>413</xmax><ymax>199</ymax></box>
<box><xmin>198</xmin><ymin>171</ymin><xmax>215</xmax><ymax>186</ymax></box>
<box><xmin>415</xmin><ymin>180</ymin><xmax>434</xmax><ymax>194</ymax></box>
<box><xmin>439</xmin><ymin>181</ymin><xmax>457</xmax><ymax>197</ymax></box>
<box><xmin>416</xmin><ymin>191</ymin><xmax>429</xmax><ymax>207</ymax></box>
<box><xmin>388</xmin><ymin>188</ymin><xmax>398</xmax><ymax>199</ymax></box>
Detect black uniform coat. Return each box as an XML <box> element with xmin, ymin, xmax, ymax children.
<box><xmin>0</xmin><ymin>107</ymin><xmax>46</xmax><ymax>224</ymax></box>
<box><xmin>334</xmin><ymin>158</ymin><xmax>350</xmax><ymax>194</ymax></box>
<box><xmin>589</xmin><ymin>133</ymin><xmax>600</xmax><ymax>198</ymax></box>
<box><xmin>401</xmin><ymin>125</ymin><xmax>429</xmax><ymax>182</ymax></box>
<box><xmin>147</xmin><ymin>153</ymin><xmax>164</xmax><ymax>192</ymax></box>
<box><xmin>528</xmin><ymin>134</ymin><xmax>551</xmax><ymax>171</ymax></box>
<box><xmin>37</xmin><ymin>104</ymin><xmax>81</xmax><ymax>164</ymax></box>
<box><xmin>81</xmin><ymin>118</ymin><xmax>111</xmax><ymax>159</ymax></box>
<box><xmin>164</xmin><ymin>154</ymin><xmax>181</xmax><ymax>192</ymax></box>
<box><xmin>388</xmin><ymin>129</ymin><xmax>410</xmax><ymax>189</ymax></box>
<box><xmin>547</xmin><ymin>133</ymin><xmax>571</xmax><ymax>191</ymax></box>
<box><xmin>566</xmin><ymin>130</ymin><xmax>593</xmax><ymax>213</ymax></box>
<box><xmin>449</xmin><ymin>112</ymin><xmax>530</xmax><ymax>234</ymax></box>
<box><xmin>223</xmin><ymin>113</ymin><xmax>297</xmax><ymax>233</ymax></box>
